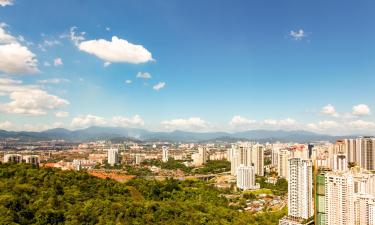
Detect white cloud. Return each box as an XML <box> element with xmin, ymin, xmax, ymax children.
<box><xmin>44</xmin><ymin>61</ymin><xmax>51</xmax><ymax>67</ymax></box>
<box><xmin>103</xmin><ymin>61</ymin><xmax>111</xmax><ymax>67</ymax></box>
<box><xmin>153</xmin><ymin>82</ymin><xmax>165</xmax><ymax>91</ymax></box>
<box><xmin>161</xmin><ymin>117</ymin><xmax>207</xmax><ymax>130</ymax></box>
<box><xmin>0</xmin><ymin>43</ymin><xmax>38</xmax><ymax>74</ymax></box>
<box><xmin>0</xmin><ymin>24</ymin><xmax>17</xmax><ymax>44</ymax></box>
<box><xmin>71</xmin><ymin>114</ymin><xmax>145</xmax><ymax>128</ymax></box>
<box><xmin>0</xmin><ymin>25</ymin><xmax>38</xmax><ymax>75</ymax></box>
<box><xmin>69</xmin><ymin>27</ymin><xmax>85</xmax><ymax>46</ymax></box>
<box><xmin>136</xmin><ymin>72</ymin><xmax>151</xmax><ymax>79</ymax></box>
<box><xmin>230</xmin><ymin>115</ymin><xmax>256</xmax><ymax>126</ymax></box>
<box><xmin>289</xmin><ymin>29</ymin><xmax>307</xmax><ymax>40</ymax></box>
<box><xmin>112</xmin><ymin>115</ymin><xmax>144</xmax><ymax>126</ymax></box>
<box><xmin>321</xmin><ymin>104</ymin><xmax>339</xmax><ymax>117</ymax></box>
<box><xmin>37</xmin><ymin>78</ymin><xmax>70</xmax><ymax>84</ymax></box>
<box><xmin>55</xmin><ymin>111</ymin><xmax>69</xmax><ymax>118</ymax></box>
<box><xmin>71</xmin><ymin>114</ymin><xmax>107</xmax><ymax>128</ymax></box>
<box><xmin>313</xmin><ymin>120</ymin><xmax>339</xmax><ymax>130</ymax></box>
<box><xmin>125</xmin><ymin>80</ymin><xmax>132</xmax><ymax>84</ymax></box>
<box><xmin>352</xmin><ymin>104</ymin><xmax>370</xmax><ymax>116</ymax></box>
<box><xmin>348</xmin><ymin>120</ymin><xmax>375</xmax><ymax>129</ymax></box>
<box><xmin>0</xmin><ymin>78</ymin><xmax>69</xmax><ymax>115</ymax></box>
<box><xmin>0</xmin><ymin>0</ymin><xmax>13</xmax><ymax>7</ymax></box>
<box><xmin>0</xmin><ymin>121</ymin><xmax>12</xmax><ymax>129</ymax></box>
<box><xmin>54</xmin><ymin>57</ymin><xmax>63</xmax><ymax>66</ymax></box>
<box><xmin>38</xmin><ymin>39</ymin><xmax>60</xmax><ymax>51</ymax></box>
<box><xmin>78</xmin><ymin>36</ymin><xmax>153</xmax><ymax>64</ymax></box>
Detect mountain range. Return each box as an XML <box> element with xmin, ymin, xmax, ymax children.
<box><xmin>0</xmin><ymin>126</ymin><xmax>357</xmax><ymax>143</ymax></box>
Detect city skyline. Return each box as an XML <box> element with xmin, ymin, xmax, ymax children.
<box><xmin>1</xmin><ymin>0</ymin><xmax>375</xmax><ymax>135</ymax></box>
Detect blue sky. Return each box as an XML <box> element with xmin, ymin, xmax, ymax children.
<box><xmin>0</xmin><ymin>0</ymin><xmax>375</xmax><ymax>135</ymax></box>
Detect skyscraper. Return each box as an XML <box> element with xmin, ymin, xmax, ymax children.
<box><xmin>162</xmin><ymin>146</ymin><xmax>169</xmax><ymax>162</ymax></box>
<box><xmin>252</xmin><ymin>144</ymin><xmax>264</xmax><ymax>176</ymax></box>
<box><xmin>107</xmin><ymin>148</ymin><xmax>119</xmax><ymax>166</ymax></box>
<box><xmin>279</xmin><ymin>158</ymin><xmax>313</xmax><ymax>225</ymax></box>
<box><xmin>324</xmin><ymin>171</ymin><xmax>355</xmax><ymax>225</ymax></box>
<box><xmin>278</xmin><ymin>150</ymin><xmax>289</xmax><ymax>180</ymax></box>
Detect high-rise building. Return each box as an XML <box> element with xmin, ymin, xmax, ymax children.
<box><xmin>162</xmin><ymin>146</ymin><xmax>169</xmax><ymax>162</ymax></box>
<box><xmin>198</xmin><ymin>147</ymin><xmax>207</xmax><ymax>164</ymax></box>
<box><xmin>355</xmin><ymin>194</ymin><xmax>375</xmax><ymax>225</ymax></box>
<box><xmin>361</xmin><ymin>137</ymin><xmax>375</xmax><ymax>171</ymax></box>
<box><xmin>278</xmin><ymin>150</ymin><xmax>289</xmax><ymax>180</ymax></box>
<box><xmin>324</xmin><ymin>171</ymin><xmax>355</xmax><ymax>225</ymax></box>
<box><xmin>236</xmin><ymin>164</ymin><xmax>259</xmax><ymax>190</ymax></box>
<box><xmin>107</xmin><ymin>148</ymin><xmax>119</xmax><ymax>166</ymax></box>
<box><xmin>279</xmin><ymin>158</ymin><xmax>313</xmax><ymax>225</ymax></box>
<box><xmin>333</xmin><ymin>154</ymin><xmax>348</xmax><ymax>172</ymax></box>
<box><xmin>252</xmin><ymin>144</ymin><xmax>264</xmax><ymax>176</ymax></box>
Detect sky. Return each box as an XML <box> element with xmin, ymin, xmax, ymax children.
<box><xmin>0</xmin><ymin>0</ymin><xmax>375</xmax><ymax>135</ymax></box>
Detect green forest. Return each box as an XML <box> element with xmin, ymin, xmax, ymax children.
<box><xmin>0</xmin><ymin>163</ymin><xmax>286</xmax><ymax>225</ymax></box>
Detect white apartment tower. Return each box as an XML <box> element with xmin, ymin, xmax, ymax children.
<box><xmin>236</xmin><ymin>164</ymin><xmax>259</xmax><ymax>190</ymax></box>
<box><xmin>278</xmin><ymin>150</ymin><xmax>289</xmax><ymax>180</ymax></box>
<box><xmin>162</xmin><ymin>146</ymin><xmax>169</xmax><ymax>162</ymax></box>
<box><xmin>333</xmin><ymin>154</ymin><xmax>348</xmax><ymax>172</ymax></box>
<box><xmin>252</xmin><ymin>144</ymin><xmax>264</xmax><ymax>176</ymax></box>
<box><xmin>107</xmin><ymin>148</ymin><xmax>119</xmax><ymax>166</ymax></box>
<box><xmin>325</xmin><ymin>172</ymin><xmax>355</xmax><ymax>225</ymax></box>
<box><xmin>287</xmin><ymin>158</ymin><xmax>314</xmax><ymax>220</ymax></box>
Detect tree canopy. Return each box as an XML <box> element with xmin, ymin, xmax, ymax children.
<box><xmin>0</xmin><ymin>163</ymin><xmax>286</xmax><ymax>225</ymax></box>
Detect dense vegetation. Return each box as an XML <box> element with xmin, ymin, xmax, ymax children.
<box><xmin>193</xmin><ymin>160</ymin><xmax>230</xmax><ymax>174</ymax></box>
<box><xmin>141</xmin><ymin>159</ymin><xmax>230</xmax><ymax>175</ymax></box>
<box><xmin>141</xmin><ymin>159</ymin><xmax>193</xmax><ymax>173</ymax></box>
<box><xmin>0</xmin><ymin>163</ymin><xmax>286</xmax><ymax>225</ymax></box>
<box><xmin>256</xmin><ymin>177</ymin><xmax>288</xmax><ymax>196</ymax></box>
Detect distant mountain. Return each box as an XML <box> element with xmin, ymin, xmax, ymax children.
<box><xmin>0</xmin><ymin>126</ymin><xmax>358</xmax><ymax>143</ymax></box>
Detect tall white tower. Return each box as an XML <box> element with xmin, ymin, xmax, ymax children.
<box><xmin>107</xmin><ymin>148</ymin><xmax>119</xmax><ymax>166</ymax></box>
<box><xmin>162</xmin><ymin>146</ymin><xmax>169</xmax><ymax>162</ymax></box>
<box><xmin>287</xmin><ymin>158</ymin><xmax>314</xmax><ymax>219</ymax></box>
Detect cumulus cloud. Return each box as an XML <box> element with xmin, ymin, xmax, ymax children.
<box><xmin>0</xmin><ymin>78</ymin><xmax>69</xmax><ymax>115</ymax></box>
<box><xmin>153</xmin><ymin>82</ymin><xmax>165</xmax><ymax>91</ymax></box>
<box><xmin>0</xmin><ymin>24</ymin><xmax>17</xmax><ymax>44</ymax></box>
<box><xmin>0</xmin><ymin>43</ymin><xmax>38</xmax><ymax>74</ymax></box>
<box><xmin>230</xmin><ymin>115</ymin><xmax>256</xmax><ymax>126</ymax></box>
<box><xmin>161</xmin><ymin>117</ymin><xmax>207</xmax><ymax>130</ymax></box>
<box><xmin>0</xmin><ymin>121</ymin><xmax>12</xmax><ymax>130</ymax></box>
<box><xmin>352</xmin><ymin>104</ymin><xmax>370</xmax><ymax>116</ymax></box>
<box><xmin>321</xmin><ymin>104</ymin><xmax>339</xmax><ymax>117</ymax></box>
<box><xmin>54</xmin><ymin>57</ymin><xmax>63</xmax><ymax>66</ymax></box>
<box><xmin>78</xmin><ymin>36</ymin><xmax>153</xmax><ymax>64</ymax></box>
<box><xmin>71</xmin><ymin>114</ymin><xmax>145</xmax><ymax>128</ymax></box>
<box><xmin>136</xmin><ymin>72</ymin><xmax>151</xmax><ymax>79</ymax></box>
<box><xmin>348</xmin><ymin>120</ymin><xmax>375</xmax><ymax>129</ymax></box>
<box><xmin>71</xmin><ymin>114</ymin><xmax>107</xmax><ymax>128</ymax></box>
<box><xmin>0</xmin><ymin>0</ymin><xmax>13</xmax><ymax>7</ymax></box>
<box><xmin>289</xmin><ymin>29</ymin><xmax>307</xmax><ymax>40</ymax></box>
<box><xmin>0</xmin><ymin>25</ymin><xmax>38</xmax><ymax>74</ymax></box>
<box><xmin>125</xmin><ymin>80</ymin><xmax>132</xmax><ymax>84</ymax></box>
<box><xmin>55</xmin><ymin>111</ymin><xmax>69</xmax><ymax>118</ymax></box>
<box><xmin>112</xmin><ymin>115</ymin><xmax>144</xmax><ymax>127</ymax></box>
